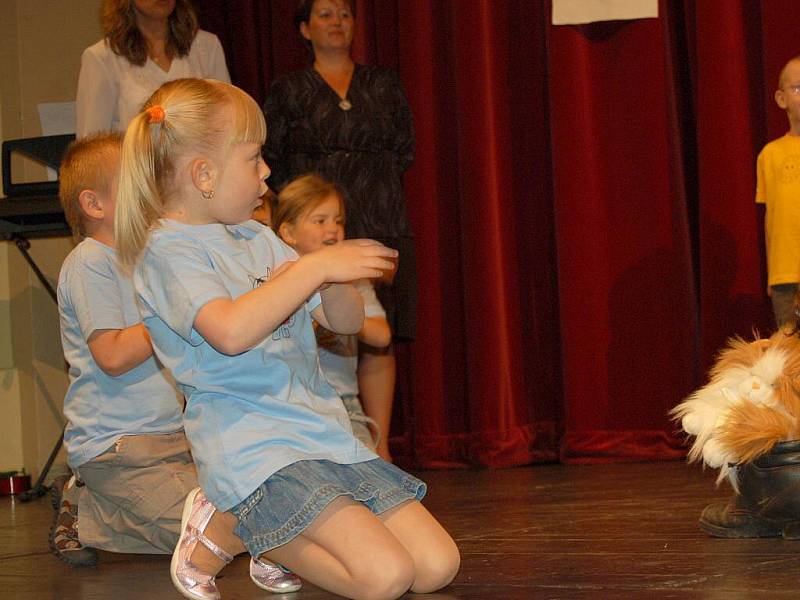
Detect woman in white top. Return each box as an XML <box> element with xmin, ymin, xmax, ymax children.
<box><xmin>76</xmin><ymin>0</ymin><xmax>230</xmax><ymax>137</ymax></box>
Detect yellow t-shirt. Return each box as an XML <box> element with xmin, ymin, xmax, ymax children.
<box><xmin>756</xmin><ymin>134</ymin><xmax>800</xmax><ymax>286</ymax></box>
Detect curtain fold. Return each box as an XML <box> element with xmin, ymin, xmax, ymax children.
<box><xmin>693</xmin><ymin>3</ymin><xmax>772</xmax><ymax>369</ymax></box>
<box><xmin>195</xmin><ymin>0</ymin><xmax>800</xmax><ymax>468</ymax></box>
<box><xmin>547</xmin><ymin>5</ymin><xmax>694</xmax><ymax>462</ymax></box>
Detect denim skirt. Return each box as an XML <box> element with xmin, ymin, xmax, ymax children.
<box><xmin>230</xmin><ymin>458</ymin><xmax>426</xmax><ymax>555</ymax></box>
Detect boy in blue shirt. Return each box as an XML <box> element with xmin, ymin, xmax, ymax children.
<box><xmin>52</xmin><ymin>132</ymin><xmax>192</xmax><ymax>565</ymax></box>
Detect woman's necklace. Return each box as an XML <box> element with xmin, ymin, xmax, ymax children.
<box><xmin>316</xmin><ymin>62</ymin><xmax>354</xmax><ymax>111</ymax></box>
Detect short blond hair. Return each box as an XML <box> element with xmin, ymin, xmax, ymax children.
<box><xmin>778</xmin><ymin>55</ymin><xmax>800</xmax><ymax>89</ymax></box>
<box><xmin>272</xmin><ymin>173</ymin><xmax>344</xmax><ymax>235</ymax></box>
<box><xmin>116</xmin><ymin>78</ymin><xmax>266</xmax><ymax>265</ymax></box>
<box><xmin>58</xmin><ymin>133</ymin><xmax>122</xmax><ymax>239</ymax></box>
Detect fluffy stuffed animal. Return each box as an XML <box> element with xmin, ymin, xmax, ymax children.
<box><xmin>672</xmin><ymin>330</ymin><xmax>800</xmax><ymax>486</ymax></box>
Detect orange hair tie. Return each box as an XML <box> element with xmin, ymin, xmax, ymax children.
<box><xmin>146</xmin><ymin>105</ymin><xmax>166</xmax><ymax>124</ymax></box>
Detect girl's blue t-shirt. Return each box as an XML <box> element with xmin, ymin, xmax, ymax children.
<box><xmin>134</xmin><ymin>219</ymin><xmax>375</xmax><ymax>511</ymax></box>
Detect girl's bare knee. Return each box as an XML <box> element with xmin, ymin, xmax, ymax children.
<box><xmin>355</xmin><ymin>552</ymin><xmax>415</xmax><ymax>600</ymax></box>
<box><xmin>410</xmin><ymin>540</ymin><xmax>461</xmax><ymax>593</ymax></box>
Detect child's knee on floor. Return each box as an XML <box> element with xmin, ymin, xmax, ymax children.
<box><xmin>409</xmin><ymin>540</ymin><xmax>461</xmax><ymax>593</ymax></box>
<box><xmin>353</xmin><ymin>550</ymin><xmax>416</xmax><ymax>600</ymax></box>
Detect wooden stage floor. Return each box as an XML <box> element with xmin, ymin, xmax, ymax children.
<box><xmin>2</xmin><ymin>461</ymin><xmax>799</xmax><ymax>599</ymax></box>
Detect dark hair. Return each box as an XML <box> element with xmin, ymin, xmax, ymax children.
<box><xmin>101</xmin><ymin>0</ymin><xmax>198</xmax><ymax>67</ymax></box>
<box><xmin>293</xmin><ymin>0</ymin><xmax>356</xmax><ymax>33</ymax></box>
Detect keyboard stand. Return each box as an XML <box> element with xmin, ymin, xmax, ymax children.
<box><xmin>1</xmin><ymin>196</ymin><xmax>70</xmax><ymax>500</ymax></box>
<box><xmin>1</xmin><ymin>137</ymin><xmax>73</xmax><ymax>500</ymax></box>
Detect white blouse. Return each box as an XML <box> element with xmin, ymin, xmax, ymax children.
<box><xmin>75</xmin><ymin>30</ymin><xmax>231</xmax><ymax>137</ymax></box>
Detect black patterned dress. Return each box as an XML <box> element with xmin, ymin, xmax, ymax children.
<box><xmin>263</xmin><ymin>64</ymin><xmax>417</xmax><ymax>340</ymax></box>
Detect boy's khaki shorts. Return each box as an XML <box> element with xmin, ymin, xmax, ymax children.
<box><xmin>770</xmin><ymin>283</ymin><xmax>799</xmax><ymax>328</ymax></box>
<box><xmin>75</xmin><ymin>431</ymin><xmax>197</xmax><ymax>554</ymax></box>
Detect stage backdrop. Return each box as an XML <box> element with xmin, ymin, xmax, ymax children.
<box><xmin>194</xmin><ymin>0</ymin><xmax>800</xmax><ymax>468</ymax></box>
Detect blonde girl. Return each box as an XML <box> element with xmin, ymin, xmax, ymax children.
<box><xmin>273</xmin><ymin>174</ymin><xmax>392</xmax><ymax>454</ymax></box>
<box><xmin>115</xmin><ymin>78</ymin><xmax>459</xmax><ymax>600</ymax></box>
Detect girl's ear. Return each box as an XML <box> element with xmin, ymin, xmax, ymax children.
<box><xmin>190</xmin><ymin>157</ymin><xmax>217</xmax><ymax>196</ymax></box>
<box><xmin>78</xmin><ymin>189</ymin><xmax>103</xmax><ymax>220</ymax></box>
<box><xmin>278</xmin><ymin>222</ymin><xmax>296</xmax><ymax>246</ymax></box>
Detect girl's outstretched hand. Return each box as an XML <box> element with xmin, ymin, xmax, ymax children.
<box><xmin>307</xmin><ymin>239</ymin><xmax>398</xmax><ymax>283</ymax></box>
<box><xmin>195</xmin><ymin>241</ymin><xmax>395</xmax><ymax>355</ymax></box>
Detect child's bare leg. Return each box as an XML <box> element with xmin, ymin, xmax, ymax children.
<box><xmin>264</xmin><ymin>496</ymin><xmax>415</xmax><ymax>600</ymax></box>
<box><xmin>190</xmin><ymin>510</ymin><xmax>246</xmax><ymax>575</ymax></box>
<box><xmin>358</xmin><ymin>345</ymin><xmax>396</xmax><ymax>462</ymax></box>
<box><xmin>378</xmin><ymin>500</ymin><xmax>460</xmax><ymax>593</ymax></box>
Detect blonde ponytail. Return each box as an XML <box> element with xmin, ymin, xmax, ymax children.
<box><xmin>116</xmin><ymin>111</ymin><xmax>162</xmax><ymax>265</ymax></box>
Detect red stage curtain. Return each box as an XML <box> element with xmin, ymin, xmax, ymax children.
<box><xmin>194</xmin><ymin>0</ymin><xmax>800</xmax><ymax>468</ymax></box>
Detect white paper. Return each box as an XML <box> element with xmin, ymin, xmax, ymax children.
<box><xmin>37</xmin><ymin>102</ymin><xmax>76</xmax><ymax>180</ymax></box>
<box><xmin>38</xmin><ymin>102</ymin><xmax>76</xmax><ymax>136</ymax></box>
<box><xmin>552</xmin><ymin>0</ymin><xmax>658</xmax><ymax>25</ymax></box>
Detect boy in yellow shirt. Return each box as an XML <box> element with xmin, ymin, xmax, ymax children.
<box><xmin>700</xmin><ymin>57</ymin><xmax>800</xmax><ymax>539</ymax></box>
<box><xmin>757</xmin><ymin>55</ymin><xmax>800</xmax><ymax>327</ymax></box>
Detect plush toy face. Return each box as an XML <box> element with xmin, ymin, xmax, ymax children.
<box><xmin>737</xmin><ymin>375</ymin><xmax>774</xmax><ymax>406</ymax></box>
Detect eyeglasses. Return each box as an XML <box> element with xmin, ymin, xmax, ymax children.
<box><xmin>785</xmin><ymin>84</ymin><xmax>800</xmax><ymax>95</ymax></box>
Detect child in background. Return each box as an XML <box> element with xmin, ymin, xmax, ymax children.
<box><xmin>54</xmin><ymin>132</ymin><xmax>300</xmax><ymax>593</ymax></box>
<box><xmin>758</xmin><ymin>55</ymin><xmax>800</xmax><ymax>327</ymax></box>
<box><xmin>116</xmin><ymin>78</ymin><xmax>459</xmax><ymax>600</ymax></box>
<box><xmin>273</xmin><ymin>174</ymin><xmax>389</xmax><ymax>451</ymax></box>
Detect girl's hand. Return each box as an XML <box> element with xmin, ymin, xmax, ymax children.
<box><xmin>307</xmin><ymin>239</ymin><xmax>398</xmax><ymax>283</ymax></box>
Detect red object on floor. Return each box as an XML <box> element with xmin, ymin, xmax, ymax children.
<box><xmin>0</xmin><ymin>474</ymin><xmax>31</xmax><ymax>496</ymax></box>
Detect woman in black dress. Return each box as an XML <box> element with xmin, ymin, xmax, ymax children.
<box><xmin>263</xmin><ymin>0</ymin><xmax>415</xmax><ymax>462</ymax></box>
